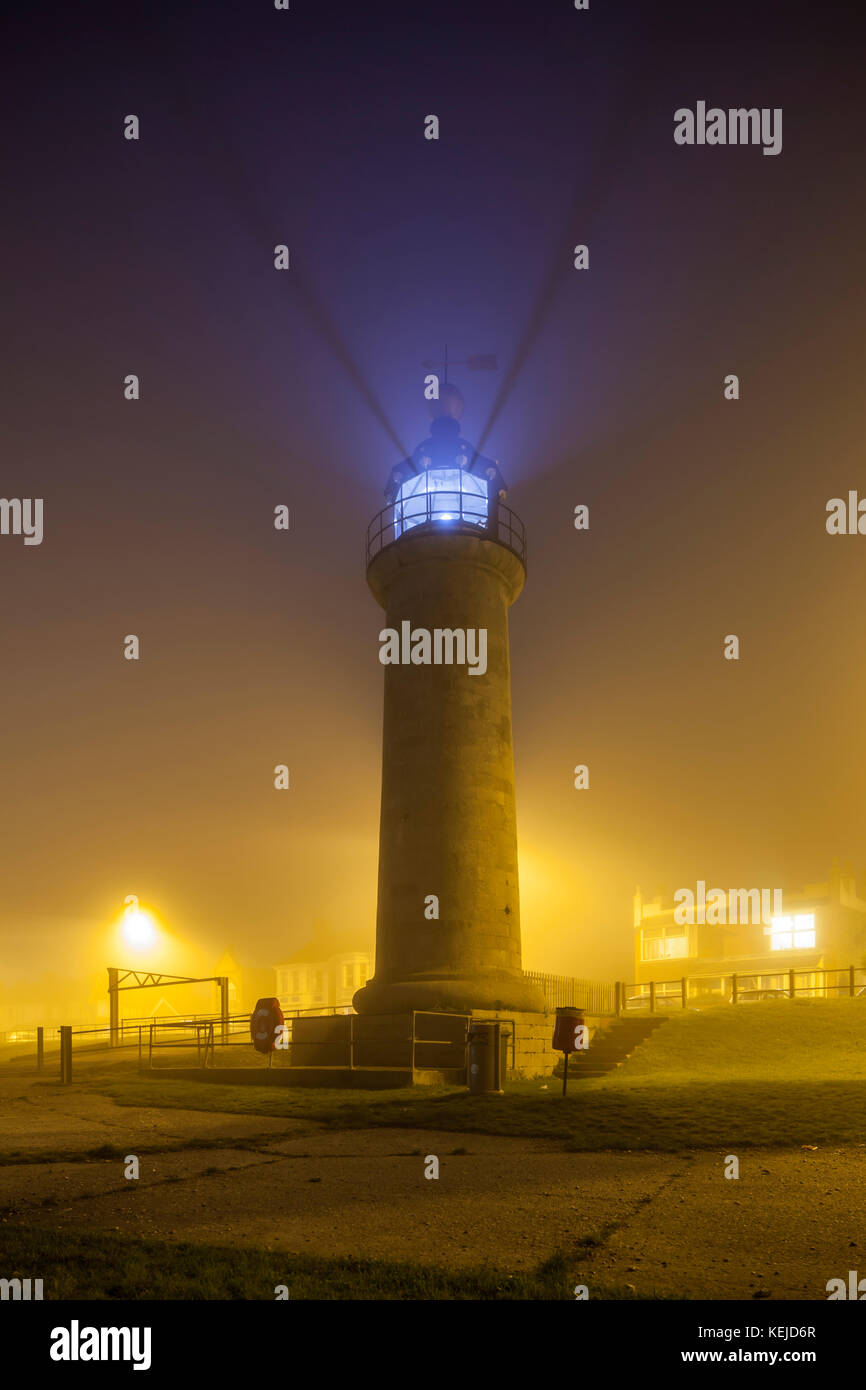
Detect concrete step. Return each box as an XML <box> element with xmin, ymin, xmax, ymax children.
<box><xmin>562</xmin><ymin>1015</ymin><xmax>669</xmax><ymax>1080</ymax></box>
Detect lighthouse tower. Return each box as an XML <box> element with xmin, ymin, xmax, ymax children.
<box><xmin>354</xmin><ymin>384</ymin><xmax>544</xmax><ymax>1016</ymax></box>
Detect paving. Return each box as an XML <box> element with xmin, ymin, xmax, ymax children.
<box><xmin>0</xmin><ymin>1074</ymin><xmax>863</xmax><ymax>1297</ymax></box>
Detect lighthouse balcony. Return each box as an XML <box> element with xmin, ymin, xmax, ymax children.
<box><xmin>366</xmin><ymin>488</ymin><xmax>526</xmax><ymax>568</ymax></box>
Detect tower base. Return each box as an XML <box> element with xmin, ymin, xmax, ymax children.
<box><xmin>353</xmin><ymin>970</ymin><xmax>546</xmax><ymax>1016</ymax></box>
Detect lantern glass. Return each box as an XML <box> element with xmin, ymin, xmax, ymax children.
<box><xmin>394</xmin><ymin>467</ymin><xmax>488</xmax><ymax>537</ymax></box>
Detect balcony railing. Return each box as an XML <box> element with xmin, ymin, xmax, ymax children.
<box><xmin>366</xmin><ymin>495</ymin><xmax>526</xmax><ymax>569</ymax></box>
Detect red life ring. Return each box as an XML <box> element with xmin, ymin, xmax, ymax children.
<box><xmin>250</xmin><ymin>997</ymin><xmax>285</xmax><ymax>1054</ymax></box>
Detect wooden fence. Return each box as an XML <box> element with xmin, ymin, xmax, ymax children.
<box><xmin>616</xmin><ymin>964</ymin><xmax>866</xmax><ymax>1013</ymax></box>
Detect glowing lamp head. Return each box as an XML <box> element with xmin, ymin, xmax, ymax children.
<box><xmin>385</xmin><ymin>408</ymin><xmax>508</xmax><ymax>540</ymax></box>
<box><xmin>122</xmin><ymin>895</ymin><xmax>156</xmax><ymax>948</ymax></box>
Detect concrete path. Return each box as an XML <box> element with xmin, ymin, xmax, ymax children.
<box><xmin>1</xmin><ymin>1081</ymin><xmax>863</xmax><ymax>1298</ymax></box>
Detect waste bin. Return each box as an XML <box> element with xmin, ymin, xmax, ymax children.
<box><xmin>467</xmin><ymin>1021</ymin><xmax>505</xmax><ymax>1095</ymax></box>
<box><xmin>553</xmin><ymin>1005</ymin><xmax>586</xmax><ymax>1054</ymax></box>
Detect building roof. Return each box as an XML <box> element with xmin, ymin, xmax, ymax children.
<box><xmin>277</xmin><ymin>925</ymin><xmax>373</xmax><ymax>967</ymax></box>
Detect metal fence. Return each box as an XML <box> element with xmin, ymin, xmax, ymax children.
<box><xmin>524</xmin><ymin>972</ymin><xmax>616</xmax><ymax>1015</ymax></box>
<box><xmin>146</xmin><ymin>1009</ymin><xmax>479</xmax><ymax>1076</ymax></box>
<box><xmin>0</xmin><ymin>1003</ymin><xmax>354</xmax><ymax>1052</ymax></box>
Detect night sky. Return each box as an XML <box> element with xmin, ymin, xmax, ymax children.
<box><xmin>2</xmin><ymin>0</ymin><xmax>864</xmax><ymax>994</ymax></box>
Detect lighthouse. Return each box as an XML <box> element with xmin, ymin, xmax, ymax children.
<box><xmin>354</xmin><ymin>384</ymin><xmax>544</xmax><ymax>1016</ymax></box>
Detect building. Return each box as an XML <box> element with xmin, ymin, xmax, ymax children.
<box><xmin>352</xmin><ymin>382</ymin><xmax>544</xmax><ymax>1016</ymax></box>
<box><xmin>209</xmin><ymin>950</ymin><xmax>274</xmax><ymax>1017</ymax></box>
<box><xmin>275</xmin><ymin>928</ymin><xmax>373</xmax><ymax>1014</ymax></box>
<box><xmin>632</xmin><ymin>861</ymin><xmax>866</xmax><ymax>1003</ymax></box>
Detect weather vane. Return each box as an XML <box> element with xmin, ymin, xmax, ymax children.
<box><xmin>421</xmin><ymin>346</ymin><xmax>498</xmax><ymax>385</ymax></box>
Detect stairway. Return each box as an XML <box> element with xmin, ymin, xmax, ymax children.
<box><xmin>563</xmin><ymin>1015</ymin><xmax>669</xmax><ymax>1079</ymax></box>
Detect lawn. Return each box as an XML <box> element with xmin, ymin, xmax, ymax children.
<box><xmin>69</xmin><ymin>998</ymin><xmax>866</xmax><ymax>1151</ymax></box>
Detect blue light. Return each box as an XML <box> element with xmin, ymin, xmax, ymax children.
<box><xmin>394</xmin><ymin>467</ymin><xmax>488</xmax><ymax>538</ymax></box>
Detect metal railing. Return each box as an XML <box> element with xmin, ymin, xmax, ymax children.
<box><xmin>366</xmin><ymin>496</ymin><xmax>526</xmax><ymax>568</ymax></box>
<box><xmin>148</xmin><ymin>1020</ymin><xmax>219</xmax><ymax>1068</ymax></box>
<box><xmin>524</xmin><ymin>972</ymin><xmax>616</xmax><ymax>1016</ymax></box>
<box><xmin>145</xmin><ymin>1008</ymin><xmax>361</xmax><ymax>1069</ymax></box>
<box><xmin>145</xmin><ymin>1009</ymin><xmax>474</xmax><ymax>1075</ymax></box>
<box><xmin>0</xmin><ymin>1003</ymin><xmax>353</xmax><ymax>1048</ymax></box>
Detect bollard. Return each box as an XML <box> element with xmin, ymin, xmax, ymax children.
<box><xmin>36</xmin><ymin>1026</ymin><xmax>44</xmax><ymax>1072</ymax></box>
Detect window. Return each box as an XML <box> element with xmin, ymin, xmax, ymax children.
<box><xmin>769</xmin><ymin>914</ymin><xmax>816</xmax><ymax>951</ymax></box>
<box><xmin>313</xmin><ymin>970</ymin><xmax>324</xmax><ymax>997</ymax></box>
<box><xmin>641</xmin><ymin>934</ymin><xmax>688</xmax><ymax>962</ymax></box>
<box><xmin>358</xmin><ymin>963</ymin><xmax>368</xmax><ymax>985</ymax></box>
<box><xmin>341</xmin><ymin>964</ymin><xmax>354</xmax><ymax>989</ymax></box>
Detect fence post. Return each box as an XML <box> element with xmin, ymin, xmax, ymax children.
<box><xmin>219</xmin><ymin>977</ymin><xmax>229</xmax><ymax>1045</ymax></box>
<box><xmin>649</xmin><ymin>981</ymin><xmax>656</xmax><ymax>1014</ymax></box>
<box><xmin>108</xmin><ymin>967</ymin><xmax>119</xmax><ymax>1048</ymax></box>
<box><xmin>789</xmin><ymin>968</ymin><xmax>796</xmax><ymax>999</ymax></box>
<box><xmin>681</xmin><ymin>977</ymin><xmax>687</xmax><ymax>1009</ymax></box>
<box><xmin>731</xmin><ymin>973</ymin><xmax>738</xmax><ymax>1006</ymax></box>
<box><xmin>850</xmin><ymin>965</ymin><xmax>856</xmax><ymax>998</ymax></box>
<box><xmin>37</xmin><ymin>1026</ymin><xmax>44</xmax><ymax>1071</ymax></box>
<box><xmin>60</xmin><ymin>1026</ymin><xmax>72</xmax><ymax>1083</ymax></box>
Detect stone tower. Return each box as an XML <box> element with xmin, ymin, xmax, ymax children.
<box><xmin>354</xmin><ymin>385</ymin><xmax>544</xmax><ymax>1015</ymax></box>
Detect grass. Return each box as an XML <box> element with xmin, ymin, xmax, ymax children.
<box><xmin>9</xmin><ymin>999</ymin><xmax>866</xmax><ymax>1154</ymax></box>
<box><xmin>0</xmin><ymin>1224</ymin><xmax>663</xmax><ymax>1300</ymax></box>
<box><xmin>85</xmin><ymin>1072</ymin><xmax>866</xmax><ymax>1149</ymax></box>
<box><xmin>74</xmin><ymin>998</ymin><xmax>866</xmax><ymax>1150</ymax></box>
<box><xmin>618</xmin><ymin>996</ymin><xmax>866</xmax><ymax>1082</ymax></box>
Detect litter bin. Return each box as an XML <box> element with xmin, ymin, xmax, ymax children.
<box><xmin>467</xmin><ymin>1021</ymin><xmax>505</xmax><ymax>1095</ymax></box>
<box><xmin>553</xmin><ymin>1005</ymin><xmax>586</xmax><ymax>1054</ymax></box>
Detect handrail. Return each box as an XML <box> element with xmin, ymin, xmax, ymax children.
<box><xmin>366</xmin><ymin>496</ymin><xmax>526</xmax><ymax>569</ymax></box>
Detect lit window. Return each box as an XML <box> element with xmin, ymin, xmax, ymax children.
<box><xmin>769</xmin><ymin>914</ymin><xmax>815</xmax><ymax>950</ymax></box>
<box><xmin>641</xmin><ymin>935</ymin><xmax>688</xmax><ymax>962</ymax></box>
<box><xmin>358</xmin><ymin>963</ymin><xmax>368</xmax><ymax>985</ymax></box>
<box><xmin>342</xmin><ymin>964</ymin><xmax>354</xmax><ymax>989</ymax></box>
<box><xmin>664</xmin><ymin>937</ymin><xmax>688</xmax><ymax>959</ymax></box>
<box><xmin>395</xmin><ymin>468</ymin><xmax>488</xmax><ymax>536</ymax></box>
